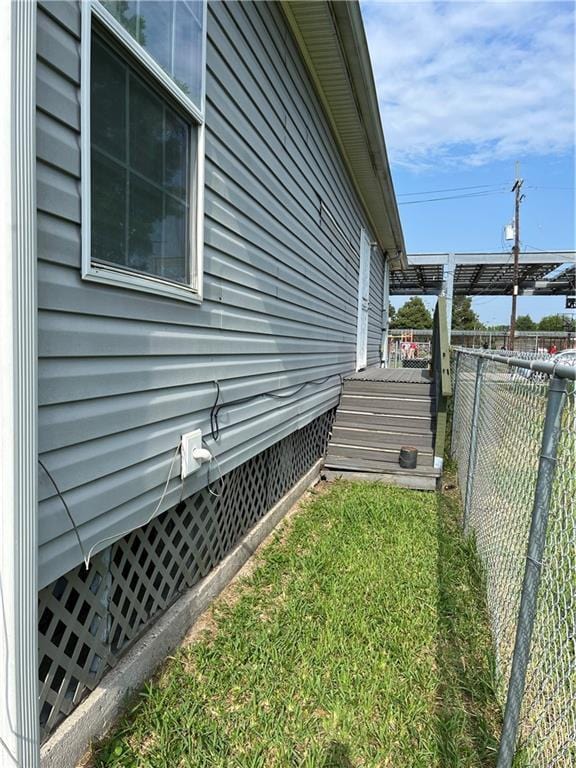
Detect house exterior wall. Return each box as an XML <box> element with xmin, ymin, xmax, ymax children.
<box><xmin>37</xmin><ymin>0</ymin><xmax>385</xmax><ymax>589</ymax></box>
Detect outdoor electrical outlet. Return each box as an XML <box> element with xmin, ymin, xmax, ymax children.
<box><xmin>181</xmin><ymin>429</ymin><xmax>203</xmax><ymax>479</ymax></box>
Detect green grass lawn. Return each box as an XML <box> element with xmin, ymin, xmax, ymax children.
<box><xmin>92</xmin><ymin>480</ymin><xmax>500</xmax><ymax>768</ymax></box>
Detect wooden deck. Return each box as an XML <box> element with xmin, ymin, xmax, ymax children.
<box><xmin>324</xmin><ymin>366</ymin><xmax>440</xmax><ymax>491</ymax></box>
<box><xmin>345</xmin><ymin>367</ymin><xmax>433</xmax><ymax>384</ymax></box>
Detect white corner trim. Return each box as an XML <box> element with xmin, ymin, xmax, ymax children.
<box><xmin>0</xmin><ymin>2</ymin><xmax>39</xmax><ymax>766</ymax></box>
<box><xmin>41</xmin><ymin>460</ymin><xmax>323</xmax><ymax>768</ymax></box>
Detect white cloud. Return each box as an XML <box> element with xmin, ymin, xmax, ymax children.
<box><xmin>361</xmin><ymin>1</ymin><xmax>575</xmax><ymax>168</ymax></box>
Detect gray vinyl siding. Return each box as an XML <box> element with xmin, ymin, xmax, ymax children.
<box><xmin>37</xmin><ymin>0</ymin><xmax>383</xmax><ymax>588</ymax></box>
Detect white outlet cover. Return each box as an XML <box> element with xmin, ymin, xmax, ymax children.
<box><xmin>181</xmin><ymin>429</ymin><xmax>203</xmax><ymax>479</ymax></box>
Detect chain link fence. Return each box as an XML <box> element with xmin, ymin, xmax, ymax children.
<box><xmin>451</xmin><ymin>349</ymin><xmax>575</xmax><ymax>768</ymax></box>
<box><xmin>387</xmin><ymin>338</ymin><xmax>431</xmax><ymax>368</ymax></box>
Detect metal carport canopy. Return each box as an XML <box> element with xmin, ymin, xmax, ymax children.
<box><xmin>390</xmin><ymin>251</ymin><xmax>576</xmax><ymax>296</ymax></box>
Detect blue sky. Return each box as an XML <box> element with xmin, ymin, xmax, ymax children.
<box><xmin>361</xmin><ymin>0</ymin><xmax>575</xmax><ymax>324</ymax></box>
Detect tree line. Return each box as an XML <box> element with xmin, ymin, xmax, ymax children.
<box><xmin>389</xmin><ymin>297</ymin><xmax>575</xmax><ymax>332</ymax></box>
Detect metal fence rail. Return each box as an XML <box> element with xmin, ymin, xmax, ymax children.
<box><xmin>451</xmin><ymin>349</ymin><xmax>575</xmax><ymax>768</ymax></box>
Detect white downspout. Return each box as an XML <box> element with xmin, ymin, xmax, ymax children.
<box><xmin>381</xmin><ymin>253</ymin><xmax>390</xmax><ymax>367</ymax></box>
<box><xmin>0</xmin><ymin>1</ymin><xmax>39</xmax><ymax>765</ymax></box>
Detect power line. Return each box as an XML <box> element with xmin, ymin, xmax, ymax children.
<box><xmin>525</xmin><ymin>186</ymin><xmax>574</xmax><ymax>192</ymax></box>
<box><xmin>397</xmin><ymin>182</ymin><xmax>508</xmax><ymax>196</ymax></box>
<box><xmin>398</xmin><ymin>189</ymin><xmax>508</xmax><ymax>205</ymax></box>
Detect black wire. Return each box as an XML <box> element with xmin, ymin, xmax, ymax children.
<box><xmin>39</xmin><ymin>375</ymin><xmax>346</xmax><ymax>559</ymax></box>
<box><xmin>38</xmin><ymin>458</ymin><xmax>88</xmax><ymax>565</ymax></box>
<box><xmin>525</xmin><ymin>186</ymin><xmax>574</xmax><ymax>191</ymax></box>
<box><xmin>266</xmin><ymin>374</ymin><xmax>337</xmax><ymax>399</ymax></box>
<box><xmin>210</xmin><ymin>380</ymin><xmax>221</xmax><ymax>441</ymax></box>
<box><xmin>398</xmin><ymin>182</ymin><xmax>508</xmax><ymax>197</ymax></box>
<box><xmin>209</xmin><ymin>373</ymin><xmax>344</xmax><ymax>442</ymax></box>
<box><xmin>398</xmin><ymin>189</ymin><xmax>508</xmax><ymax>205</ymax></box>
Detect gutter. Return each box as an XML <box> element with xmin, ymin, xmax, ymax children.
<box><xmin>330</xmin><ymin>1</ymin><xmax>406</xmax><ymax>270</ymax></box>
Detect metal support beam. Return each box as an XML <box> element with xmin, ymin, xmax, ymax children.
<box><xmin>416</xmin><ymin>265</ymin><xmax>426</xmax><ymax>293</ymax></box>
<box><xmin>442</xmin><ymin>252</ymin><xmax>456</xmax><ymax>344</ymax></box>
<box><xmin>496</xmin><ymin>374</ymin><xmax>569</xmax><ymax>768</ymax></box>
<box><xmin>408</xmin><ymin>251</ymin><xmax>575</xmax><ymax>266</ymax></box>
<box><xmin>470</xmin><ymin>263</ymin><xmax>484</xmax><ymax>292</ymax></box>
<box><xmin>392</xmin><ymin>254</ymin><xmax>575</xmax><ymax>297</ymax></box>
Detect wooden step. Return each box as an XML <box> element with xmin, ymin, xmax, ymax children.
<box><xmin>329</xmin><ymin>366</ymin><xmax>440</xmax><ymax>490</ymax></box>
<box><xmin>339</xmin><ymin>394</ymin><xmax>435</xmax><ymax>416</ymax></box>
<box><xmin>344</xmin><ymin>369</ymin><xmax>432</xmax><ymax>385</ymax></box>
<box><xmin>331</xmin><ymin>425</ymin><xmax>435</xmax><ymax>450</ymax></box>
<box><xmin>326</xmin><ymin>443</ymin><xmax>434</xmax><ymax>468</ymax></box>
<box><xmin>324</xmin><ymin>454</ymin><xmax>439</xmax><ymax>476</ymax></box>
<box><xmin>335</xmin><ymin>410</ymin><xmax>435</xmax><ymax>432</ymax></box>
<box><xmin>322</xmin><ymin>468</ymin><xmax>438</xmax><ymax>492</ymax></box>
<box><xmin>343</xmin><ymin>380</ymin><xmax>434</xmax><ymax>398</ymax></box>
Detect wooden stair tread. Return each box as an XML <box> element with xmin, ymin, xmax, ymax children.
<box><xmin>324</xmin><ymin>455</ymin><xmax>440</xmax><ymax>476</ymax></box>
<box><xmin>343</xmin><ymin>381</ymin><xmax>435</xmax><ymax>397</ymax></box>
<box><xmin>335</xmin><ymin>412</ymin><xmax>436</xmax><ymax>431</ymax></box>
<box><xmin>331</xmin><ymin>426</ymin><xmax>434</xmax><ymax>449</ymax></box>
<box><xmin>322</xmin><ymin>469</ymin><xmax>438</xmax><ymax>492</ymax></box>
<box><xmin>327</xmin><ymin>448</ymin><xmax>434</xmax><ymax>469</ymax></box>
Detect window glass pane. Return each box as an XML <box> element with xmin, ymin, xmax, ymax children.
<box><xmin>136</xmin><ymin>1</ymin><xmax>173</xmax><ymax>76</ymax></box>
<box><xmin>128</xmin><ymin>174</ymin><xmax>164</xmax><ymax>276</ymax></box>
<box><xmin>164</xmin><ymin>109</ymin><xmax>189</xmax><ymax>201</ymax></box>
<box><xmin>91</xmin><ymin>33</ymin><xmax>192</xmax><ymax>287</ymax></box>
<box><xmin>163</xmin><ymin>197</ymin><xmax>189</xmax><ymax>283</ymax></box>
<box><xmin>100</xmin><ymin>0</ymin><xmax>205</xmax><ymax>111</ymax></box>
<box><xmin>173</xmin><ymin>1</ymin><xmax>203</xmax><ymax>105</ymax></box>
<box><xmin>100</xmin><ymin>1</ymin><xmax>139</xmax><ymax>38</ymax></box>
<box><xmin>92</xmin><ymin>151</ymin><xmax>127</xmax><ymax>266</ymax></box>
<box><xmin>129</xmin><ymin>75</ymin><xmax>163</xmax><ymax>185</ymax></box>
<box><xmin>91</xmin><ymin>37</ymin><xmax>126</xmax><ymax>161</ymax></box>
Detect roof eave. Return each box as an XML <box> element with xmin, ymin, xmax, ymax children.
<box><xmin>281</xmin><ymin>0</ymin><xmax>407</xmax><ymax>271</ymax></box>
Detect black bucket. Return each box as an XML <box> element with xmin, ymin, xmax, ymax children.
<box><xmin>399</xmin><ymin>446</ymin><xmax>418</xmax><ymax>469</ymax></box>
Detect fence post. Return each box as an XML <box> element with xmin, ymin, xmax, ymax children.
<box><xmin>463</xmin><ymin>355</ymin><xmax>485</xmax><ymax>532</ymax></box>
<box><xmin>496</xmin><ymin>373</ymin><xmax>568</xmax><ymax>768</ymax></box>
<box><xmin>450</xmin><ymin>351</ymin><xmax>461</xmax><ymax>456</ymax></box>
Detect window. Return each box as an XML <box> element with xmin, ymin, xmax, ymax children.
<box><xmin>101</xmin><ymin>1</ymin><xmax>204</xmax><ymax>110</ymax></box>
<box><xmin>82</xmin><ymin>1</ymin><xmax>207</xmax><ymax>302</ymax></box>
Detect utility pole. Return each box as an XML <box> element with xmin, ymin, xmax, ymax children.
<box><xmin>509</xmin><ymin>163</ymin><xmax>524</xmax><ymax>350</ymax></box>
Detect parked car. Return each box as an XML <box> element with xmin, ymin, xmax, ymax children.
<box><xmin>551</xmin><ymin>348</ymin><xmax>576</xmax><ymax>367</ymax></box>
<box><xmin>513</xmin><ymin>348</ymin><xmax>576</xmax><ymax>383</ymax></box>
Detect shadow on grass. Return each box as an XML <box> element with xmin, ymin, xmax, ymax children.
<box><xmin>435</xmin><ymin>476</ymin><xmax>502</xmax><ymax>767</ymax></box>
<box><xmin>321</xmin><ymin>741</ymin><xmax>353</xmax><ymax>768</ymax></box>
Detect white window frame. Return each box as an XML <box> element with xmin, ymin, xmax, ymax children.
<box><xmin>80</xmin><ymin>0</ymin><xmax>207</xmax><ymax>304</ymax></box>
